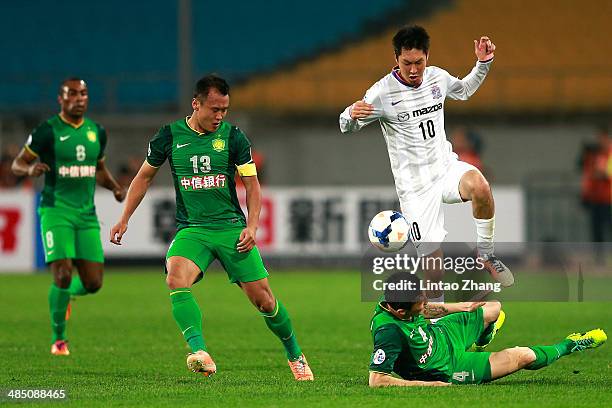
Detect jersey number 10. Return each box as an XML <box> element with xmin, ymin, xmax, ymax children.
<box><xmin>418</xmin><ymin>120</ymin><xmax>436</xmax><ymax>140</ymax></box>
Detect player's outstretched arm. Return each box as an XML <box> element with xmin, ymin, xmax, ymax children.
<box><xmin>11</xmin><ymin>148</ymin><xmax>50</xmax><ymax>177</ymax></box>
<box><xmin>369</xmin><ymin>372</ymin><xmax>450</xmax><ymax>387</ymax></box>
<box><xmin>237</xmin><ymin>175</ymin><xmax>261</xmax><ymax>253</ymax></box>
<box><xmin>422</xmin><ymin>302</ymin><xmax>486</xmax><ymax>319</ymax></box>
<box><xmin>110</xmin><ymin>161</ymin><xmax>158</xmax><ymax>245</ymax></box>
<box><xmin>474</xmin><ymin>36</ymin><xmax>495</xmax><ymax>62</ymax></box>
<box><xmin>446</xmin><ymin>36</ymin><xmax>496</xmax><ymax>101</ymax></box>
<box><xmin>96</xmin><ymin>158</ymin><xmax>126</xmax><ymax>202</ymax></box>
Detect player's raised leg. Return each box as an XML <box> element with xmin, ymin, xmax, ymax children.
<box><xmin>68</xmin><ymin>259</ymin><xmax>97</xmax><ymax>299</ymax></box>
<box><xmin>240</xmin><ymin>278</ymin><xmax>314</xmax><ymax>381</ymax></box>
<box><xmin>458</xmin><ymin>169</ymin><xmax>514</xmax><ymax>287</ymax></box>
<box><xmin>66</xmin><ymin>226</ymin><xmax>106</xmax><ymax>319</ymax></box>
<box><xmin>489</xmin><ymin>329</ymin><xmax>607</xmax><ymax>380</ymax></box>
<box><xmin>71</xmin><ymin>224</ymin><xmax>106</xmax><ymax>296</ymax></box>
<box><xmin>49</xmin><ymin>259</ymin><xmax>73</xmax><ymax>355</ymax></box>
<box><xmin>73</xmin><ymin>260</ymin><xmax>103</xmax><ymax>294</ymax></box>
<box><xmin>63</xmin><ymin>260</ymin><xmax>104</xmax><ymax>322</ymax></box>
<box><xmin>166</xmin><ymin>255</ymin><xmax>216</xmax><ymax>377</ymax></box>
<box><xmin>471</xmin><ymin>301</ymin><xmax>504</xmax><ymax>351</ymax></box>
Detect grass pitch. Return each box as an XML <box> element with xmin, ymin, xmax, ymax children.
<box><xmin>1</xmin><ymin>269</ymin><xmax>611</xmax><ymax>407</ymax></box>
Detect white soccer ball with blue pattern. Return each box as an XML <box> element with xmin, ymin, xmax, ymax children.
<box><xmin>368</xmin><ymin>210</ymin><xmax>410</xmax><ymax>252</ymax></box>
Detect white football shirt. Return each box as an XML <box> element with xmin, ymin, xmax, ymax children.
<box><xmin>339</xmin><ymin>60</ymin><xmax>492</xmax><ymax>199</ymax></box>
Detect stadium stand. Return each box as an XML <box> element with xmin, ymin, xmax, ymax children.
<box><xmin>232</xmin><ymin>0</ymin><xmax>612</xmax><ymax>114</ymax></box>
<box><xmin>0</xmin><ymin>0</ymin><xmax>417</xmax><ymax>112</ymax></box>
<box><xmin>0</xmin><ymin>1</ymin><xmax>177</xmax><ymax>111</ymax></box>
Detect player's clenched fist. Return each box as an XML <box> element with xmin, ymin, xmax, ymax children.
<box><xmin>474</xmin><ymin>36</ymin><xmax>495</xmax><ymax>61</ymax></box>
<box><xmin>350</xmin><ymin>100</ymin><xmax>375</xmax><ymax>120</ymax></box>
<box><xmin>110</xmin><ymin>221</ymin><xmax>128</xmax><ymax>245</ymax></box>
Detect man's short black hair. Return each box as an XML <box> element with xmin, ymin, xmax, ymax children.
<box><xmin>194</xmin><ymin>74</ymin><xmax>230</xmax><ymax>100</ymax></box>
<box><xmin>58</xmin><ymin>77</ymin><xmax>86</xmax><ymax>95</ymax></box>
<box><xmin>392</xmin><ymin>25</ymin><xmax>430</xmax><ymax>57</ymax></box>
<box><xmin>383</xmin><ymin>272</ymin><xmax>426</xmax><ymax>311</ymax></box>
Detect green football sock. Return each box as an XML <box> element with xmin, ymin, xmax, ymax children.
<box><xmin>48</xmin><ymin>284</ymin><xmax>71</xmax><ymax>343</ymax></box>
<box><xmin>261</xmin><ymin>300</ymin><xmax>302</xmax><ymax>360</ymax></box>
<box><xmin>526</xmin><ymin>341</ymin><xmax>573</xmax><ymax>370</ymax></box>
<box><xmin>170</xmin><ymin>288</ymin><xmax>206</xmax><ymax>353</ymax></box>
<box><xmin>68</xmin><ymin>276</ymin><xmax>89</xmax><ymax>296</ymax></box>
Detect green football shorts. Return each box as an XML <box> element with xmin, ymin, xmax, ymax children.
<box><xmin>39</xmin><ymin>207</ymin><xmax>103</xmax><ymax>264</ymax></box>
<box><xmin>435</xmin><ymin>307</ymin><xmax>492</xmax><ymax>384</ymax></box>
<box><xmin>166</xmin><ymin>226</ymin><xmax>269</xmax><ymax>284</ymax></box>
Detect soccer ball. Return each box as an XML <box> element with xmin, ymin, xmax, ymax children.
<box><xmin>368</xmin><ymin>210</ymin><xmax>410</xmax><ymax>252</ymax></box>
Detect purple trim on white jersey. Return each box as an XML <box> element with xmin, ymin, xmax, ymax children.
<box><xmin>391</xmin><ymin>68</ymin><xmax>411</xmax><ymax>87</ymax></box>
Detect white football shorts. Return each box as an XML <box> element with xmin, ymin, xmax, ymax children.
<box><xmin>399</xmin><ymin>159</ymin><xmax>479</xmax><ymax>257</ymax></box>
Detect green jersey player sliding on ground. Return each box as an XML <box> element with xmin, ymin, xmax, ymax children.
<box><xmin>110</xmin><ymin>74</ymin><xmax>313</xmax><ymax>380</ymax></box>
<box><xmin>12</xmin><ymin>78</ymin><xmax>126</xmax><ymax>356</ymax></box>
<box><xmin>369</xmin><ymin>274</ymin><xmax>606</xmax><ymax>386</ymax></box>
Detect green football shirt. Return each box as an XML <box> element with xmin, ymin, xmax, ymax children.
<box><xmin>369</xmin><ymin>302</ymin><xmax>452</xmax><ymax>381</ymax></box>
<box><xmin>146</xmin><ymin>118</ymin><xmax>255</xmax><ymax>230</ymax></box>
<box><xmin>26</xmin><ymin>114</ymin><xmax>106</xmax><ymax>213</ymax></box>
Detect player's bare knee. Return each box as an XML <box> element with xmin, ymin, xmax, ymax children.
<box><xmin>52</xmin><ymin>260</ymin><xmax>73</xmax><ymax>288</ymax></box>
<box><xmin>472</xmin><ymin>175</ymin><xmax>491</xmax><ymax>203</ymax></box>
<box><xmin>249</xmin><ymin>287</ymin><xmax>275</xmax><ymax>313</ymax></box>
<box><xmin>255</xmin><ymin>294</ymin><xmax>276</xmax><ymax>313</ymax></box>
<box><xmin>53</xmin><ymin>275</ymin><xmax>71</xmax><ymax>288</ymax></box>
<box><xmin>166</xmin><ymin>273</ymin><xmax>189</xmax><ymax>290</ymax></box>
<box><xmin>84</xmin><ymin>278</ymin><xmax>102</xmax><ymax>293</ymax></box>
<box><xmin>517</xmin><ymin>347</ymin><xmax>536</xmax><ymax>367</ymax></box>
<box><xmin>483</xmin><ymin>300</ymin><xmax>501</xmax><ymax>324</ymax></box>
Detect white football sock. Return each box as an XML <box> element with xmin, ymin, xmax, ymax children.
<box><xmin>474</xmin><ymin>216</ymin><xmax>495</xmax><ymax>256</ymax></box>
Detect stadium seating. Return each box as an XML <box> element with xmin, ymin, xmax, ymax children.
<box><xmin>0</xmin><ymin>0</ymin><xmax>409</xmax><ymax>111</ymax></box>
<box><xmin>1</xmin><ymin>1</ymin><xmax>177</xmax><ymax>110</ymax></box>
<box><xmin>232</xmin><ymin>0</ymin><xmax>612</xmax><ymax>113</ymax></box>
<box><xmin>2</xmin><ymin>0</ymin><xmax>609</xmax><ymax>113</ymax></box>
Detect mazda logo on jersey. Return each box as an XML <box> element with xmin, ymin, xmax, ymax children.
<box><xmin>397</xmin><ymin>112</ymin><xmax>410</xmax><ymax>122</ymax></box>
<box><xmin>412</xmin><ymin>102</ymin><xmax>443</xmax><ymax>117</ymax></box>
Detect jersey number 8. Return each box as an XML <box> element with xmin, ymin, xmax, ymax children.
<box><xmin>76</xmin><ymin>145</ymin><xmax>86</xmax><ymax>161</ymax></box>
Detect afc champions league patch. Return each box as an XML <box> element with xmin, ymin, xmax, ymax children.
<box><xmin>212</xmin><ymin>138</ymin><xmax>225</xmax><ymax>152</ymax></box>
<box><xmin>372</xmin><ymin>349</ymin><xmax>386</xmax><ymax>365</ymax></box>
<box><xmin>431</xmin><ymin>84</ymin><xmax>442</xmax><ymax>99</ymax></box>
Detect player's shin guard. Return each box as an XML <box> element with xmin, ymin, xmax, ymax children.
<box><xmin>525</xmin><ymin>342</ymin><xmax>572</xmax><ymax>370</ymax></box>
<box><xmin>475</xmin><ymin>216</ymin><xmax>495</xmax><ymax>256</ymax></box>
<box><xmin>68</xmin><ymin>276</ymin><xmax>89</xmax><ymax>296</ymax></box>
<box><xmin>170</xmin><ymin>288</ymin><xmax>207</xmax><ymax>353</ymax></box>
<box><xmin>262</xmin><ymin>300</ymin><xmax>302</xmax><ymax>360</ymax></box>
<box><xmin>48</xmin><ymin>284</ymin><xmax>71</xmax><ymax>342</ymax></box>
